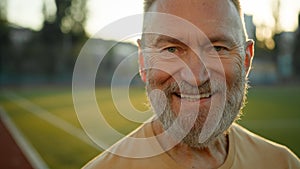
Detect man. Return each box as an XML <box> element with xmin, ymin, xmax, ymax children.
<box><xmin>84</xmin><ymin>0</ymin><xmax>300</xmax><ymax>168</ymax></box>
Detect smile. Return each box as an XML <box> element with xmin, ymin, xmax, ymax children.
<box><xmin>174</xmin><ymin>92</ymin><xmax>212</xmax><ymax>102</ymax></box>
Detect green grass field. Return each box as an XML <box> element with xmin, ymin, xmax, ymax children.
<box><xmin>0</xmin><ymin>85</ymin><xmax>299</xmax><ymax>168</ymax></box>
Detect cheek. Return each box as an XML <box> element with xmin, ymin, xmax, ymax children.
<box><xmin>147</xmin><ymin>69</ymin><xmax>173</xmax><ymax>88</ymax></box>
<box><xmin>146</xmin><ymin>60</ymin><xmax>183</xmax><ymax>87</ymax></box>
<box><xmin>204</xmin><ymin>55</ymin><xmax>243</xmax><ymax>90</ymax></box>
<box><xmin>221</xmin><ymin>56</ymin><xmax>243</xmax><ymax>89</ymax></box>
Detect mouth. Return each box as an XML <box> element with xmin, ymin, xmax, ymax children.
<box><xmin>173</xmin><ymin>91</ymin><xmax>212</xmax><ymax>102</ymax></box>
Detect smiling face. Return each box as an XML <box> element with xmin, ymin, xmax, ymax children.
<box><xmin>138</xmin><ymin>0</ymin><xmax>254</xmax><ymax>148</ymax></box>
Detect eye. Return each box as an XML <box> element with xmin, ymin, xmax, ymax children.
<box><xmin>159</xmin><ymin>46</ymin><xmax>184</xmax><ymax>59</ymax></box>
<box><xmin>166</xmin><ymin>47</ymin><xmax>177</xmax><ymax>53</ymax></box>
<box><xmin>213</xmin><ymin>46</ymin><xmax>227</xmax><ymax>52</ymax></box>
<box><xmin>205</xmin><ymin>45</ymin><xmax>229</xmax><ymax>56</ymax></box>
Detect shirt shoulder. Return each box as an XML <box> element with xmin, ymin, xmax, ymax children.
<box><xmin>229</xmin><ymin>123</ymin><xmax>300</xmax><ymax>169</ymax></box>
<box><xmin>83</xmin><ymin>122</ymin><xmax>180</xmax><ymax>169</ymax></box>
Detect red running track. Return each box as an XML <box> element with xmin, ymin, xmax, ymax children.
<box><xmin>0</xmin><ymin>118</ymin><xmax>33</xmax><ymax>169</ymax></box>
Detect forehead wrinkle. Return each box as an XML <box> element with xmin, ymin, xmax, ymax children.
<box><xmin>144</xmin><ymin>34</ymin><xmax>191</xmax><ymax>48</ymax></box>
<box><xmin>155</xmin><ymin>35</ymin><xmax>185</xmax><ymax>46</ymax></box>
<box><xmin>144</xmin><ymin>0</ymin><xmax>246</xmax><ymax>42</ymax></box>
<box><xmin>206</xmin><ymin>30</ymin><xmax>240</xmax><ymax>46</ymax></box>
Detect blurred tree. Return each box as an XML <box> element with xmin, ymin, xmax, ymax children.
<box><xmin>272</xmin><ymin>0</ymin><xmax>281</xmax><ymax>34</ymax></box>
<box><xmin>41</xmin><ymin>0</ymin><xmax>87</xmax><ymax>37</ymax></box>
<box><xmin>0</xmin><ymin>0</ymin><xmax>7</xmax><ymax>21</ymax></box>
<box><xmin>0</xmin><ymin>0</ymin><xmax>10</xmax><ymax>85</ymax></box>
<box><xmin>293</xmin><ymin>14</ymin><xmax>300</xmax><ymax>77</ymax></box>
<box><xmin>0</xmin><ymin>0</ymin><xmax>8</xmax><ymax>41</ymax></box>
<box><xmin>35</xmin><ymin>0</ymin><xmax>88</xmax><ymax>81</ymax></box>
<box><xmin>256</xmin><ymin>0</ymin><xmax>280</xmax><ymax>50</ymax></box>
<box><xmin>59</xmin><ymin>0</ymin><xmax>87</xmax><ymax>36</ymax></box>
<box><xmin>42</xmin><ymin>0</ymin><xmax>56</xmax><ymax>23</ymax></box>
<box><xmin>0</xmin><ymin>0</ymin><xmax>88</xmax><ymax>85</ymax></box>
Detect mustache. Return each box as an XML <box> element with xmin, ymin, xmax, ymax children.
<box><xmin>163</xmin><ymin>80</ymin><xmax>211</xmax><ymax>96</ymax></box>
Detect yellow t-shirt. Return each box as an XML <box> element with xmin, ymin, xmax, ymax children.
<box><xmin>84</xmin><ymin>123</ymin><xmax>300</xmax><ymax>169</ymax></box>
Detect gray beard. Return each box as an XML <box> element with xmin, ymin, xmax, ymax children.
<box><xmin>146</xmin><ymin>74</ymin><xmax>247</xmax><ymax>149</ymax></box>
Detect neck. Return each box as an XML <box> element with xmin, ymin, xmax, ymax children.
<box><xmin>152</xmin><ymin>119</ymin><xmax>228</xmax><ymax>169</ymax></box>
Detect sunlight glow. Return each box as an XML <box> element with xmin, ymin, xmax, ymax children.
<box><xmin>5</xmin><ymin>0</ymin><xmax>300</xmax><ymax>41</ymax></box>
<box><xmin>279</xmin><ymin>0</ymin><xmax>300</xmax><ymax>31</ymax></box>
<box><xmin>85</xmin><ymin>0</ymin><xmax>143</xmax><ymax>39</ymax></box>
<box><xmin>241</xmin><ymin>0</ymin><xmax>300</xmax><ymax>32</ymax></box>
<box><xmin>7</xmin><ymin>0</ymin><xmax>44</xmax><ymax>30</ymax></box>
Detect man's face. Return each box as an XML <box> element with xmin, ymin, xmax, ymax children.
<box><xmin>138</xmin><ymin>0</ymin><xmax>253</xmax><ymax>148</ymax></box>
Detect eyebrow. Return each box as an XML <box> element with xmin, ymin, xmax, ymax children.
<box><xmin>207</xmin><ymin>33</ymin><xmax>239</xmax><ymax>47</ymax></box>
<box><xmin>151</xmin><ymin>35</ymin><xmax>186</xmax><ymax>48</ymax></box>
<box><xmin>147</xmin><ymin>33</ymin><xmax>240</xmax><ymax>49</ymax></box>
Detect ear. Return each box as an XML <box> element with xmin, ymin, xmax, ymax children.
<box><xmin>244</xmin><ymin>40</ymin><xmax>254</xmax><ymax>77</ymax></box>
<box><xmin>137</xmin><ymin>39</ymin><xmax>147</xmax><ymax>82</ymax></box>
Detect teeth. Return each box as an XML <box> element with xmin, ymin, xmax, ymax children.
<box><xmin>180</xmin><ymin>93</ymin><xmax>211</xmax><ymax>101</ymax></box>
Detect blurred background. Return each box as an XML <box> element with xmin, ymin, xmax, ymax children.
<box><xmin>0</xmin><ymin>0</ymin><xmax>299</xmax><ymax>168</ymax></box>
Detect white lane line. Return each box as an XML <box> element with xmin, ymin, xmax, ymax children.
<box><xmin>3</xmin><ymin>91</ymin><xmax>100</xmax><ymax>150</ymax></box>
<box><xmin>0</xmin><ymin>107</ymin><xmax>49</xmax><ymax>169</ymax></box>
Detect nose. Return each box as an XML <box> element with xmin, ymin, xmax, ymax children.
<box><xmin>179</xmin><ymin>51</ymin><xmax>209</xmax><ymax>86</ymax></box>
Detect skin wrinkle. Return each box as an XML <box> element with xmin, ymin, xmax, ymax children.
<box><xmin>143</xmin><ymin>34</ymin><xmax>245</xmax><ymax>75</ymax></box>
<box><xmin>146</xmin><ymin>64</ymin><xmax>245</xmax><ymax>147</ymax></box>
<box><xmin>138</xmin><ymin>0</ymin><xmax>254</xmax><ymax>168</ymax></box>
<box><xmin>143</xmin><ymin>0</ymin><xmax>247</xmax><ymax>40</ymax></box>
<box><xmin>144</xmin><ymin>42</ymin><xmax>246</xmax><ymax>167</ymax></box>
